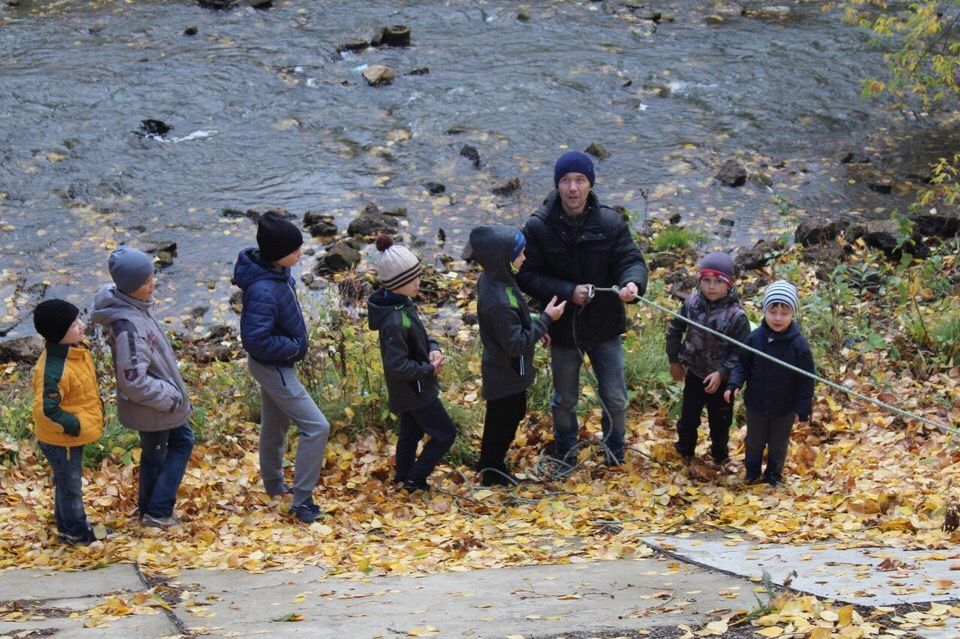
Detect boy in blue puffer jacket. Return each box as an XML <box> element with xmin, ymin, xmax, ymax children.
<box><xmin>233</xmin><ymin>212</ymin><xmax>330</xmax><ymax>523</ymax></box>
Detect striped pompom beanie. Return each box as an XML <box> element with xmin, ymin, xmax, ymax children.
<box><xmin>762</xmin><ymin>280</ymin><xmax>799</xmax><ymax>314</ymax></box>
<box><xmin>374</xmin><ymin>235</ymin><xmax>422</xmax><ymax>291</ymax></box>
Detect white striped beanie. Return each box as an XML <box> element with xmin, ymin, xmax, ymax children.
<box><xmin>762</xmin><ymin>279</ymin><xmax>799</xmax><ymax>314</ymax></box>
<box><xmin>374</xmin><ymin>235</ymin><xmax>422</xmax><ymax>290</ymax></box>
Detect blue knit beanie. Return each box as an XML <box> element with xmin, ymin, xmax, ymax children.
<box><xmin>554</xmin><ymin>151</ymin><xmax>595</xmax><ymax>187</ymax></box>
<box><xmin>109</xmin><ymin>247</ymin><xmax>155</xmax><ymax>294</ymax></box>
<box><xmin>511</xmin><ymin>231</ymin><xmax>526</xmax><ymax>261</ymax></box>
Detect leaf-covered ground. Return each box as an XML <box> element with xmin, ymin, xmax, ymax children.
<box><xmin>1</xmin><ymin>238</ymin><xmax>959</xmax><ymax>582</ymax></box>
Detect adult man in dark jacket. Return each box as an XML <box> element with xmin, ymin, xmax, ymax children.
<box><xmin>517</xmin><ymin>151</ymin><xmax>648</xmax><ymax>466</ymax></box>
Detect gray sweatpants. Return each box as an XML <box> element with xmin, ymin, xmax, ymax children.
<box><xmin>248</xmin><ymin>358</ymin><xmax>330</xmax><ymax>507</ymax></box>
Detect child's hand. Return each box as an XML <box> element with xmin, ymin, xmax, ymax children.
<box><xmin>544</xmin><ymin>295</ymin><xmax>567</xmax><ymax>321</ymax></box>
<box><xmin>703</xmin><ymin>371</ymin><xmax>722</xmax><ymax>394</ymax></box>
<box><xmin>669</xmin><ymin>362</ymin><xmax>685</xmax><ymax>381</ymax></box>
<box><xmin>723</xmin><ymin>388</ymin><xmax>737</xmax><ymax>404</ymax></box>
<box><xmin>429</xmin><ymin>350</ymin><xmax>444</xmax><ymax>373</ymax></box>
<box><xmin>541</xmin><ymin>333</ymin><xmax>552</xmax><ymax>348</ymax></box>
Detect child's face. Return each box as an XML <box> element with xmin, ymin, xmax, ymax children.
<box><xmin>59</xmin><ymin>317</ymin><xmax>84</xmax><ymax>345</ymax></box>
<box><xmin>128</xmin><ymin>275</ymin><xmax>156</xmax><ymax>301</ymax></box>
<box><xmin>512</xmin><ymin>248</ymin><xmax>526</xmax><ymax>270</ymax></box>
<box><xmin>699</xmin><ymin>274</ymin><xmax>729</xmax><ymax>301</ymax></box>
<box><xmin>275</xmin><ymin>247</ymin><xmax>302</xmax><ymax>268</ymax></box>
<box><xmin>764</xmin><ymin>302</ymin><xmax>794</xmax><ymax>332</ymax></box>
<box><xmin>392</xmin><ymin>276</ymin><xmax>420</xmax><ymax>298</ymax></box>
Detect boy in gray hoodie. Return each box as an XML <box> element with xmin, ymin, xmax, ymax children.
<box><xmin>467</xmin><ymin>224</ymin><xmax>565</xmax><ymax>486</ymax></box>
<box><xmin>91</xmin><ymin>247</ymin><xmax>194</xmax><ymax>528</ymax></box>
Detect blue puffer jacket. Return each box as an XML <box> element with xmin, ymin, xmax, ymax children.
<box><xmin>233</xmin><ymin>248</ymin><xmax>308</xmax><ymax>366</ymax></box>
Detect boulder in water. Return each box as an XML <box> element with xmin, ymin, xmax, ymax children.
<box><xmin>460</xmin><ymin>145</ymin><xmax>481</xmax><ymax>169</ymax></box>
<box><xmin>323</xmin><ymin>242</ymin><xmax>361</xmax><ymax>272</ymax></box>
<box><xmin>303</xmin><ymin>211</ymin><xmax>338</xmax><ymax>237</ymax></box>
<box><xmin>492</xmin><ymin>177</ymin><xmax>521</xmax><ymax>196</ymax></box>
<box><xmin>0</xmin><ymin>336</ymin><xmax>44</xmax><ymax>365</ymax></box>
<box><xmin>347</xmin><ymin>203</ymin><xmax>400</xmax><ymax>237</ymax></box>
<box><xmin>715</xmin><ymin>158</ymin><xmax>747</xmax><ymax>187</ymax></box>
<box><xmin>362</xmin><ymin>65</ymin><xmax>396</xmax><ymax>87</ymax></box>
<box><xmin>585</xmin><ymin>141</ymin><xmax>611</xmax><ymax>160</ymax></box>
<box><xmin>381</xmin><ymin>24</ymin><xmax>411</xmax><ymax>47</ymax></box>
<box><xmin>795</xmin><ymin>219</ymin><xmax>850</xmax><ymax>246</ymax></box>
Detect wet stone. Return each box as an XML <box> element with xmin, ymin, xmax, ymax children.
<box><xmin>492</xmin><ymin>177</ymin><xmax>521</xmax><ymax>196</ymax></box>
<box><xmin>585</xmin><ymin>141</ymin><xmax>611</xmax><ymax>160</ymax></box>
<box><xmin>347</xmin><ymin>203</ymin><xmax>400</xmax><ymax>237</ymax></box>
<box><xmin>735</xmin><ymin>238</ymin><xmax>786</xmax><ymax>271</ymax></box>
<box><xmin>143</xmin><ymin>240</ymin><xmax>177</xmax><ymax>269</ymax></box>
<box><xmin>183</xmin><ymin>26</ymin><xmax>198</xmax><ymax>36</ymax></box>
<box><xmin>338</xmin><ymin>37</ymin><xmax>369</xmax><ymax>52</ymax></box>
<box><xmin>322</xmin><ymin>241</ymin><xmax>361</xmax><ymax>272</ymax></box>
<box><xmin>229</xmin><ymin>290</ymin><xmax>243</xmax><ymax>315</ymax></box>
<box><xmin>840</xmin><ymin>150</ymin><xmax>871</xmax><ymax>164</ymax></box>
<box><xmin>913</xmin><ymin>214</ymin><xmax>960</xmax><ymax>238</ymax></box>
<box><xmin>795</xmin><ymin>219</ymin><xmax>850</xmax><ymax>246</ymax></box>
<box><xmin>406</xmin><ymin>67</ymin><xmax>430</xmax><ymax>76</ymax></box>
<box><xmin>424</xmin><ymin>182</ymin><xmax>446</xmax><ymax>195</ymax></box>
<box><xmin>459</xmin><ymin>145</ymin><xmax>481</xmax><ymax>169</ymax></box>
<box><xmin>303</xmin><ymin>211</ymin><xmax>337</xmax><ymax>237</ymax></box>
<box><xmin>0</xmin><ymin>336</ymin><xmax>44</xmax><ymax>365</ymax></box>
<box><xmin>380</xmin><ymin>24</ymin><xmax>411</xmax><ymax>47</ymax></box>
<box><xmin>139</xmin><ymin>119</ymin><xmax>171</xmax><ymax>137</ymax></box>
<box><xmin>362</xmin><ymin>65</ymin><xmax>396</xmax><ymax>87</ymax></box>
<box><xmin>715</xmin><ymin>158</ymin><xmax>747</xmax><ymax>187</ymax></box>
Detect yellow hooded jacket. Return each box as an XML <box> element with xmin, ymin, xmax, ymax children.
<box><xmin>32</xmin><ymin>341</ymin><xmax>104</xmax><ymax>447</ymax></box>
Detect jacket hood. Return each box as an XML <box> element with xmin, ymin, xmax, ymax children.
<box><xmin>468</xmin><ymin>224</ymin><xmax>518</xmax><ymax>277</ymax></box>
<box><xmin>90</xmin><ymin>284</ymin><xmax>151</xmax><ymax>327</ymax></box>
<box><xmin>367</xmin><ymin>288</ymin><xmax>408</xmax><ymax>331</ymax></box>
<box><xmin>233</xmin><ymin>247</ymin><xmax>290</xmax><ymax>291</ymax></box>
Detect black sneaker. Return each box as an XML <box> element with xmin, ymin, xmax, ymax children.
<box><xmin>291</xmin><ymin>499</ymin><xmax>322</xmax><ymax>523</ymax></box>
<box><xmin>402</xmin><ymin>478</ymin><xmax>429</xmax><ymax>493</ymax></box>
<box><xmin>480</xmin><ymin>469</ymin><xmax>517</xmax><ymax>487</ymax></box>
<box><xmin>59</xmin><ymin>525</ymin><xmax>112</xmax><ymax>545</ymax></box>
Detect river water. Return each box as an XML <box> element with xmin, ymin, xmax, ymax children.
<box><xmin>0</xmin><ymin>0</ymin><xmax>949</xmax><ymax>336</ymax></box>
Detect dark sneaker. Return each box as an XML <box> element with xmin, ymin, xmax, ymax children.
<box><xmin>267</xmin><ymin>483</ymin><xmax>294</xmax><ymax>497</ymax></box>
<box><xmin>743</xmin><ymin>474</ymin><xmax>763</xmax><ymax>486</ymax></box>
<box><xmin>291</xmin><ymin>499</ymin><xmax>322</xmax><ymax>523</ymax></box>
<box><xmin>402</xmin><ymin>478</ymin><xmax>429</xmax><ymax>493</ymax></box>
<box><xmin>59</xmin><ymin>527</ymin><xmax>96</xmax><ymax>546</ymax></box>
<box><xmin>480</xmin><ymin>469</ymin><xmax>517</xmax><ymax>487</ymax></box>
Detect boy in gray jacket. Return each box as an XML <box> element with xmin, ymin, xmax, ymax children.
<box><xmin>91</xmin><ymin>247</ymin><xmax>194</xmax><ymax>528</ymax></box>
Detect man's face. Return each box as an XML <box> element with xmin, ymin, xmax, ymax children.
<box><xmin>557</xmin><ymin>172</ymin><xmax>591</xmax><ymax>215</ymax></box>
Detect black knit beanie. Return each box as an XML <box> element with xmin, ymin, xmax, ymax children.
<box><xmin>34</xmin><ymin>299</ymin><xmax>80</xmax><ymax>344</ymax></box>
<box><xmin>257</xmin><ymin>212</ymin><xmax>304</xmax><ymax>263</ymax></box>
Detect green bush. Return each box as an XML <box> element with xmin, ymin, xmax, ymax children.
<box><xmin>651</xmin><ymin>227</ymin><xmax>705</xmax><ymax>251</ymax></box>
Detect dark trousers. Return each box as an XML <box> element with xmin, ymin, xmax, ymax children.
<box><xmin>478</xmin><ymin>391</ymin><xmax>527</xmax><ymax>473</ymax></box>
<box><xmin>38</xmin><ymin>442</ymin><xmax>89</xmax><ymax>538</ymax></box>
<box><xmin>743</xmin><ymin>408</ymin><xmax>795</xmax><ymax>484</ymax></box>
<box><xmin>139</xmin><ymin>424</ymin><xmax>195</xmax><ymax>518</ymax></box>
<box><xmin>396</xmin><ymin>399</ymin><xmax>457</xmax><ymax>482</ymax></box>
<box><xmin>675</xmin><ymin>371</ymin><xmax>732</xmax><ymax>462</ymax></box>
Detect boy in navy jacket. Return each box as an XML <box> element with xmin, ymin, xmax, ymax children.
<box><xmin>234</xmin><ymin>212</ymin><xmax>330</xmax><ymax>523</ymax></box>
<box><xmin>367</xmin><ymin>235</ymin><xmax>456</xmax><ymax>492</ymax></box>
<box><xmin>725</xmin><ymin>280</ymin><xmax>815</xmax><ymax>486</ymax></box>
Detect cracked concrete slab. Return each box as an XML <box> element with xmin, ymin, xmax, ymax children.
<box><xmin>171</xmin><ymin>557</ymin><xmax>754</xmax><ymax>638</ymax></box>
<box><xmin>0</xmin><ymin>565</ymin><xmax>143</xmax><ymax>601</ymax></box>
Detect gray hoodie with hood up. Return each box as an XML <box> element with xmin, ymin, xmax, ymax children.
<box><xmin>469</xmin><ymin>224</ymin><xmax>552</xmax><ymax>401</ymax></box>
<box><xmin>90</xmin><ymin>284</ymin><xmax>192</xmax><ymax>432</ymax></box>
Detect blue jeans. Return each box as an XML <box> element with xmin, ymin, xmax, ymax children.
<box><xmin>38</xmin><ymin>442</ymin><xmax>89</xmax><ymax>537</ymax></box>
<box><xmin>139</xmin><ymin>424</ymin><xmax>194</xmax><ymax>518</ymax></box>
<box><xmin>551</xmin><ymin>338</ymin><xmax>628</xmax><ymax>465</ymax></box>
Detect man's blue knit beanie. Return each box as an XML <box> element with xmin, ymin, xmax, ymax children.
<box><xmin>554</xmin><ymin>151</ymin><xmax>595</xmax><ymax>187</ymax></box>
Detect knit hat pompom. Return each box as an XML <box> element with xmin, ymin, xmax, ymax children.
<box><xmin>762</xmin><ymin>279</ymin><xmax>799</xmax><ymax>315</ymax></box>
<box><xmin>34</xmin><ymin>299</ymin><xmax>80</xmax><ymax>343</ymax></box>
<box><xmin>375</xmin><ymin>234</ymin><xmax>394</xmax><ymax>252</ymax></box>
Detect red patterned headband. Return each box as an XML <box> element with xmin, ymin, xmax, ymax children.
<box><xmin>698</xmin><ymin>268</ymin><xmax>733</xmax><ymax>285</ymax></box>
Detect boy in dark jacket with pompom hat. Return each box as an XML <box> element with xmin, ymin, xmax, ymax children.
<box><xmin>467</xmin><ymin>224</ymin><xmax>566</xmax><ymax>486</ymax></box>
<box><xmin>233</xmin><ymin>212</ymin><xmax>330</xmax><ymax>523</ymax></box>
<box><xmin>725</xmin><ymin>280</ymin><xmax>815</xmax><ymax>486</ymax></box>
<box><xmin>367</xmin><ymin>235</ymin><xmax>456</xmax><ymax>492</ymax></box>
<box><xmin>665</xmin><ymin>252</ymin><xmax>750</xmax><ymax>467</ymax></box>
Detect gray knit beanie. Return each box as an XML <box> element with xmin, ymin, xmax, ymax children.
<box><xmin>762</xmin><ymin>280</ymin><xmax>799</xmax><ymax>314</ymax></box>
<box><xmin>108</xmin><ymin>247</ymin><xmax>155</xmax><ymax>294</ymax></box>
<box><xmin>374</xmin><ymin>235</ymin><xmax>421</xmax><ymax>290</ymax></box>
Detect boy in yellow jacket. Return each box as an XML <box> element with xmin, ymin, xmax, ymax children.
<box><xmin>32</xmin><ymin>300</ymin><xmax>107</xmax><ymax>545</ymax></box>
